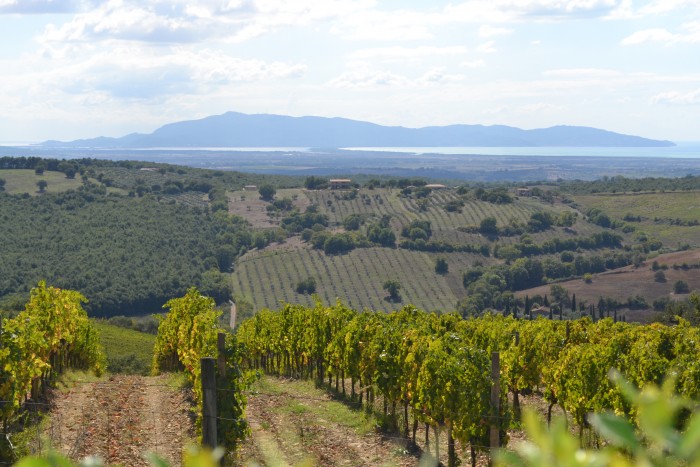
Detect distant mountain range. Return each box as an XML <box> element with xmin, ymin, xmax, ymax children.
<box><xmin>40</xmin><ymin>111</ymin><xmax>675</xmax><ymax>148</ymax></box>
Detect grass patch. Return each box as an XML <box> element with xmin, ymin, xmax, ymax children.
<box><xmin>92</xmin><ymin>319</ymin><xmax>156</xmax><ymax>375</ymax></box>
<box><xmin>573</xmin><ymin>192</ymin><xmax>700</xmax><ymax>247</ymax></box>
<box><xmin>54</xmin><ymin>369</ymin><xmax>104</xmax><ymax>392</ymax></box>
<box><xmin>0</xmin><ymin>169</ymin><xmax>83</xmax><ymax>195</ymax></box>
<box><xmin>259</xmin><ymin>377</ymin><xmax>376</xmax><ymax>435</ymax></box>
<box><xmin>162</xmin><ymin>371</ymin><xmax>190</xmax><ymax>389</ymax></box>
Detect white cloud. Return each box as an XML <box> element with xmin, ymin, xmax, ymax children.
<box><xmin>621</xmin><ymin>28</ymin><xmax>676</xmax><ymax>45</ymax></box>
<box><xmin>327</xmin><ymin>69</ymin><xmax>408</xmax><ymax>88</ymax></box>
<box><xmin>478</xmin><ymin>24</ymin><xmax>512</xmax><ymax>37</ymax></box>
<box><xmin>460</xmin><ymin>59</ymin><xmax>486</xmax><ymax>68</ymax></box>
<box><xmin>519</xmin><ymin>102</ymin><xmax>561</xmax><ymax>113</ymax></box>
<box><xmin>622</xmin><ymin>22</ymin><xmax>700</xmax><ymax>45</ymax></box>
<box><xmin>419</xmin><ymin>68</ymin><xmax>465</xmax><ymax>84</ymax></box>
<box><xmin>477</xmin><ymin>40</ymin><xmax>497</xmax><ymax>53</ymax></box>
<box><xmin>652</xmin><ymin>89</ymin><xmax>700</xmax><ymax>105</ymax></box>
<box><xmin>40</xmin><ymin>1</ymin><xmax>206</xmax><ymax>44</ymax></box>
<box><xmin>330</xmin><ymin>8</ymin><xmax>439</xmax><ymax>41</ymax></box>
<box><xmin>327</xmin><ymin>65</ymin><xmax>465</xmax><ymax>89</ymax></box>
<box><xmin>5</xmin><ymin>47</ymin><xmax>306</xmax><ymax>102</ymax></box>
<box><xmin>638</xmin><ymin>0</ymin><xmax>700</xmax><ymax>15</ymax></box>
<box><xmin>445</xmin><ymin>0</ymin><xmax>623</xmax><ymax>23</ymax></box>
<box><xmin>37</xmin><ymin>0</ymin><xmax>375</xmax><ymax>45</ymax></box>
<box><xmin>349</xmin><ymin>46</ymin><xmax>467</xmax><ymax>61</ymax></box>
<box><xmin>0</xmin><ymin>0</ymin><xmax>91</xmax><ymax>14</ymax></box>
<box><xmin>543</xmin><ymin>68</ymin><xmax>623</xmax><ymax>78</ymax></box>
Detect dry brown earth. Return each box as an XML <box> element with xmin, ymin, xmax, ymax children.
<box><xmin>48</xmin><ymin>374</ymin><xmax>195</xmax><ymax>466</ymax></box>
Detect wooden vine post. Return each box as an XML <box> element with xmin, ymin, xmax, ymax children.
<box><xmin>201</xmin><ymin>357</ymin><xmax>218</xmax><ymax>449</ymax></box>
<box><xmin>217</xmin><ymin>332</ymin><xmax>226</xmax><ymax>378</ymax></box>
<box><xmin>490</xmin><ymin>351</ymin><xmax>500</xmax><ymax>452</ymax></box>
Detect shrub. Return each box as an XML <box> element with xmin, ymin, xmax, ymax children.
<box><xmin>674</xmin><ymin>280</ymin><xmax>690</xmax><ymax>294</ymax></box>
<box><xmin>258</xmin><ymin>184</ymin><xmax>275</xmax><ymax>201</ymax></box>
<box><xmin>383</xmin><ymin>280</ymin><xmax>401</xmax><ymax>301</ymax></box>
<box><xmin>295</xmin><ymin>277</ymin><xmax>316</xmax><ymax>294</ymax></box>
<box><xmin>479</xmin><ymin>216</ymin><xmax>498</xmax><ymax>235</ymax></box>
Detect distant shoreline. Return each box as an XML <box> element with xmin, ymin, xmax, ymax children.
<box><xmin>2</xmin><ymin>144</ymin><xmax>700</xmax><ymax>159</ymax></box>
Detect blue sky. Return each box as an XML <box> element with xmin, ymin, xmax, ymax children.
<box><xmin>0</xmin><ymin>0</ymin><xmax>698</xmax><ymax>143</ymax></box>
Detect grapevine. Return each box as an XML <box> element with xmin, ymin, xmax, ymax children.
<box><xmin>0</xmin><ymin>282</ymin><xmax>105</xmax><ymax>436</ymax></box>
<box><xmin>236</xmin><ymin>300</ymin><xmax>700</xmax><ymax>462</ymax></box>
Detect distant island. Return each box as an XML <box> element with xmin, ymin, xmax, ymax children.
<box><xmin>40</xmin><ymin>111</ymin><xmax>675</xmax><ymax>149</ymax></box>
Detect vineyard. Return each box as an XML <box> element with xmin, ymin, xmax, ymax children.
<box><xmin>573</xmin><ymin>191</ymin><xmax>700</xmax><ymax>247</ymax></box>
<box><xmin>6</xmin><ymin>282</ymin><xmax>700</xmax><ymax>465</ymax></box>
<box><xmin>304</xmin><ymin>188</ymin><xmax>562</xmax><ymax>231</ymax></box>
<box><xmin>152</xmin><ymin>288</ymin><xmax>248</xmax><ymax>451</ymax></box>
<box><xmin>230</xmin><ymin>185</ymin><xmax>635</xmax><ymax>314</ymax></box>
<box><xmin>237</xmin><ymin>301</ymin><xmax>700</xmax><ymax>466</ymax></box>
<box><xmin>0</xmin><ymin>282</ymin><xmax>105</xmax><ymax>454</ymax></box>
<box><xmin>231</xmin><ymin>246</ymin><xmax>485</xmax><ymax>311</ymax></box>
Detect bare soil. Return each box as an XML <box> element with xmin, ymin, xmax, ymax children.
<box><xmin>48</xmin><ymin>374</ymin><xmax>195</xmax><ymax>466</ymax></box>
<box><xmin>236</xmin><ymin>377</ymin><xmax>497</xmax><ymax>467</ymax></box>
<box><xmin>237</xmin><ymin>378</ymin><xmax>418</xmax><ymax>466</ymax></box>
<box><xmin>516</xmin><ymin>249</ymin><xmax>700</xmax><ymax>321</ymax></box>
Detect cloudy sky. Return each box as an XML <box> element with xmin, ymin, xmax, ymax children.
<box><xmin>0</xmin><ymin>0</ymin><xmax>698</xmax><ymax>143</ymax></box>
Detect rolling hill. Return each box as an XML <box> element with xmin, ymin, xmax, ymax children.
<box><xmin>40</xmin><ymin>111</ymin><xmax>675</xmax><ymax>148</ymax></box>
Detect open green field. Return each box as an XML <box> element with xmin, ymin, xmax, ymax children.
<box><xmin>92</xmin><ymin>320</ymin><xmax>155</xmax><ymax>375</ymax></box>
<box><xmin>573</xmin><ymin>191</ymin><xmax>700</xmax><ymax>247</ymax></box>
<box><xmin>0</xmin><ymin>169</ymin><xmax>83</xmax><ymax>194</ymax></box>
<box><xmin>232</xmin><ymin>244</ymin><xmax>491</xmax><ymax>312</ymax></box>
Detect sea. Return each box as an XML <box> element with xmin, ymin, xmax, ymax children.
<box><xmin>341</xmin><ymin>143</ymin><xmax>700</xmax><ymax>159</ymax></box>
<box><xmin>2</xmin><ymin>142</ymin><xmax>700</xmax><ymax>159</ymax></box>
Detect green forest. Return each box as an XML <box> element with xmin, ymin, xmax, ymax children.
<box><xmin>0</xmin><ymin>182</ymin><xmax>251</xmax><ymax>315</ymax></box>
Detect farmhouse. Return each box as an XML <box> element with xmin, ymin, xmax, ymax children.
<box><xmin>530</xmin><ymin>305</ymin><xmax>550</xmax><ymax>317</ymax></box>
<box><xmin>329</xmin><ymin>179</ymin><xmax>352</xmax><ymax>190</ymax></box>
<box><xmin>243</xmin><ymin>185</ymin><xmax>258</xmax><ymax>191</ymax></box>
<box><xmin>515</xmin><ymin>187</ymin><xmax>532</xmax><ymax>197</ymax></box>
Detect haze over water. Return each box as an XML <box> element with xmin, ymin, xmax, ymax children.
<box><xmin>343</xmin><ymin>143</ymin><xmax>700</xmax><ymax>159</ymax></box>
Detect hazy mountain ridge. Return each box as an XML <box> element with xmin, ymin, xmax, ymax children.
<box><xmin>40</xmin><ymin>111</ymin><xmax>675</xmax><ymax>148</ymax></box>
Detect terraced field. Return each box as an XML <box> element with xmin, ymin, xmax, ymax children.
<box><xmin>573</xmin><ymin>191</ymin><xmax>700</xmax><ymax>247</ymax></box>
<box><xmin>305</xmin><ymin>188</ymin><xmax>412</xmax><ymax>225</ymax></box>
<box><xmin>307</xmin><ymin>188</ymin><xmax>576</xmax><ymax>232</ymax></box>
<box><xmin>229</xmin><ymin>187</ymin><xmax>632</xmax><ymax>313</ymax></box>
<box><xmin>231</xmin><ymin>245</ymin><xmax>491</xmax><ymax>312</ymax></box>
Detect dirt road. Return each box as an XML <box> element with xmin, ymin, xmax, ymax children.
<box><xmin>49</xmin><ymin>374</ymin><xmax>195</xmax><ymax>466</ymax></box>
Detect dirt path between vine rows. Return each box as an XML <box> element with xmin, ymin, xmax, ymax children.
<box><xmin>237</xmin><ymin>376</ymin><xmax>425</xmax><ymax>467</ymax></box>
<box><xmin>49</xmin><ymin>374</ymin><xmax>195</xmax><ymax>466</ymax></box>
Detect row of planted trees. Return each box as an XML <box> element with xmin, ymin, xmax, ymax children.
<box><xmin>236</xmin><ymin>302</ymin><xmax>507</xmax><ymax>466</ymax></box>
<box><xmin>236</xmin><ymin>299</ymin><xmax>700</xmax><ymax>465</ymax></box>
<box><xmin>151</xmin><ymin>288</ymin><xmax>248</xmax><ymax>451</ymax></box>
<box><xmin>0</xmin><ymin>282</ymin><xmax>105</xmax><ymax>437</ymax></box>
